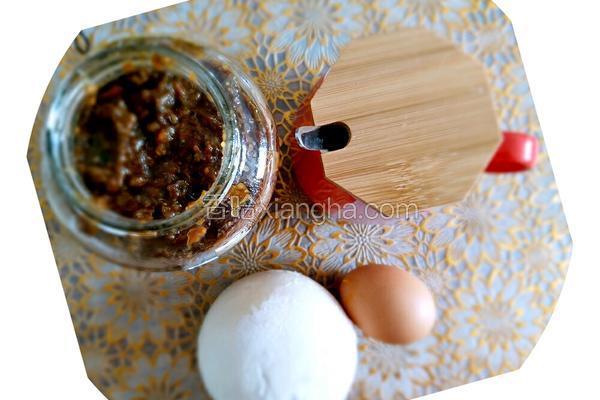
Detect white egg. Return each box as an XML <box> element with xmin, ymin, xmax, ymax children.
<box><xmin>197</xmin><ymin>270</ymin><xmax>358</xmax><ymax>400</ymax></box>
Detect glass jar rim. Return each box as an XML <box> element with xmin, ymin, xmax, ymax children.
<box><xmin>46</xmin><ymin>37</ymin><xmax>242</xmax><ymax>235</ymax></box>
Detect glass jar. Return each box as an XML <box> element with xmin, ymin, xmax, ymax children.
<box><xmin>43</xmin><ymin>37</ymin><xmax>277</xmax><ymax>270</ymax></box>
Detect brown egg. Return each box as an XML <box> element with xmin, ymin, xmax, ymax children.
<box><xmin>340</xmin><ymin>264</ymin><xmax>436</xmax><ymax>345</ymax></box>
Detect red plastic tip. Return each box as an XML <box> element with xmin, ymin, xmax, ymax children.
<box><xmin>486</xmin><ymin>132</ymin><xmax>539</xmax><ymax>173</ymax></box>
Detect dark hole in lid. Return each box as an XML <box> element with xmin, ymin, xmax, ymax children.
<box><xmin>295</xmin><ymin>122</ymin><xmax>351</xmax><ymax>153</ymax></box>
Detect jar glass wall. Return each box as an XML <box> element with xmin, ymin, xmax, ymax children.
<box><xmin>43</xmin><ymin>37</ymin><xmax>277</xmax><ymax>270</ymax></box>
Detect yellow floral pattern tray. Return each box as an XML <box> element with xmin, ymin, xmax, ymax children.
<box><xmin>28</xmin><ymin>1</ymin><xmax>572</xmax><ymax>399</ymax></box>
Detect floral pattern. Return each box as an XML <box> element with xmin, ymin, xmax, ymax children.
<box><xmin>29</xmin><ymin>1</ymin><xmax>571</xmax><ymax>399</ymax></box>
<box><xmin>403</xmin><ymin>215</ymin><xmax>466</xmax><ymax>310</ymax></box>
<box><xmin>308</xmin><ymin>221</ymin><xmax>415</xmax><ymax>272</ymax></box>
<box><xmin>447</xmin><ymin>270</ymin><xmax>541</xmax><ymax>372</ymax></box>
<box><xmin>357</xmin><ymin>336</ymin><xmax>438</xmax><ymax>399</ymax></box>
<box><xmin>212</xmin><ymin>217</ymin><xmax>306</xmax><ymax>280</ymax></box>
<box><xmin>453</xmin><ymin>1</ymin><xmax>519</xmax><ymax>68</ymax></box>
<box><xmin>112</xmin><ymin>354</ymin><xmax>204</xmax><ymax>400</ymax></box>
<box><xmin>84</xmin><ymin>263</ymin><xmax>190</xmax><ymax>343</ymax></box>
<box><xmin>262</xmin><ymin>0</ymin><xmax>365</xmax><ymax>70</ymax></box>
<box><xmin>154</xmin><ymin>0</ymin><xmax>252</xmax><ymax>56</ymax></box>
<box><xmin>423</xmin><ymin>177</ymin><xmax>519</xmax><ymax>266</ymax></box>
<box><xmin>244</xmin><ymin>34</ymin><xmax>315</xmax><ymax>124</ymax></box>
<box><xmin>382</xmin><ymin>0</ymin><xmax>469</xmax><ymax>35</ymax></box>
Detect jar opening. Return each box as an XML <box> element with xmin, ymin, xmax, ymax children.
<box><xmin>48</xmin><ymin>38</ymin><xmax>242</xmax><ymax>235</ymax></box>
<box><xmin>44</xmin><ymin>36</ymin><xmax>277</xmax><ymax>270</ymax></box>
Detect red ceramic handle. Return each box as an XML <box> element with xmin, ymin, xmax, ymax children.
<box><xmin>486</xmin><ymin>132</ymin><xmax>539</xmax><ymax>173</ymax></box>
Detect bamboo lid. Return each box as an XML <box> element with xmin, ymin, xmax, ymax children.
<box><xmin>305</xmin><ymin>28</ymin><xmax>501</xmax><ymax>211</ymax></box>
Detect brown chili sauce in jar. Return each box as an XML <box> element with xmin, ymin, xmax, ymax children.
<box><xmin>45</xmin><ymin>38</ymin><xmax>277</xmax><ymax>270</ymax></box>
<box><xmin>74</xmin><ymin>66</ymin><xmax>224</xmax><ymax>222</ymax></box>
